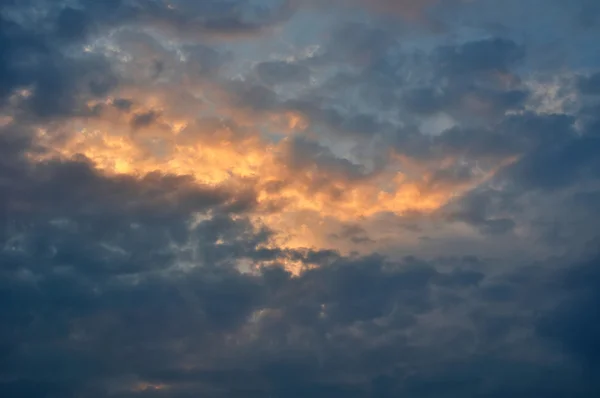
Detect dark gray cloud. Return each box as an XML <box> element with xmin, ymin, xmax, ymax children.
<box><xmin>2</xmin><ymin>187</ymin><xmax>600</xmax><ymax>397</ymax></box>
<box><xmin>436</xmin><ymin>38</ymin><xmax>524</xmax><ymax>76</ymax></box>
<box><xmin>282</xmin><ymin>136</ymin><xmax>371</xmax><ymax>182</ymax></box>
<box><xmin>0</xmin><ymin>12</ymin><xmax>117</xmax><ymax>119</ymax></box>
<box><xmin>0</xmin><ymin>0</ymin><xmax>294</xmax><ymax>117</ymax></box>
<box><xmin>3</xmin><ymin>0</ymin><xmax>600</xmax><ymax>397</ymax></box>
<box><xmin>112</xmin><ymin>98</ymin><xmax>133</xmax><ymax>111</ymax></box>
<box><xmin>255</xmin><ymin>60</ymin><xmax>310</xmax><ymax>85</ymax></box>
<box><xmin>329</xmin><ymin>224</ymin><xmax>374</xmax><ymax>244</ymax></box>
<box><xmin>130</xmin><ymin>110</ymin><xmax>160</xmax><ymax>129</ymax></box>
<box><xmin>1</xmin><ymin>147</ymin><xmax>598</xmax><ymax>397</ymax></box>
<box><xmin>536</xmin><ymin>253</ymin><xmax>600</xmax><ymax>368</ymax></box>
<box><xmin>578</xmin><ymin>72</ymin><xmax>600</xmax><ymax>95</ymax></box>
<box><xmin>445</xmin><ymin>188</ymin><xmax>517</xmax><ymax>235</ymax></box>
<box><xmin>504</xmin><ymin>135</ymin><xmax>600</xmax><ymax>191</ymax></box>
<box><xmin>47</xmin><ymin>0</ymin><xmax>295</xmax><ymax>41</ymax></box>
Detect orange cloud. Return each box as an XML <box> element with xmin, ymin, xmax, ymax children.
<box><xmin>29</xmin><ymin>80</ymin><xmax>512</xmax><ymax>254</ymax></box>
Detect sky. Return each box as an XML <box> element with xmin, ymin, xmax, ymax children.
<box><xmin>1</xmin><ymin>0</ymin><xmax>600</xmax><ymax>396</ymax></box>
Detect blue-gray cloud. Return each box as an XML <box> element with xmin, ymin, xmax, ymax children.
<box><xmin>2</xmin><ymin>0</ymin><xmax>600</xmax><ymax>397</ymax></box>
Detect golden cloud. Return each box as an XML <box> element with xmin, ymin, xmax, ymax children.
<box><xmin>29</xmin><ymin>80</ymin><xmax>512</xmax><ymax>253</ymax></box>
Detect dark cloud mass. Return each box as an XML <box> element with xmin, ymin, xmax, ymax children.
<box><xmin>2</xmin><ymin>0</ymin><xmax>600</xmax><ymax>397</ymax></box>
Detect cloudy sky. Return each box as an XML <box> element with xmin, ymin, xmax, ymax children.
<box><xmin>2</xmin><ymin>0</ymin><xmax>600</xmax><ymax>396</ymax></box>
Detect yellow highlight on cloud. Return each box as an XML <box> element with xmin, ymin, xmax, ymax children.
<box><xmin>30</xmin><ymin>99</ymin><xmax>512</xmax><ymax>252</ymax></box>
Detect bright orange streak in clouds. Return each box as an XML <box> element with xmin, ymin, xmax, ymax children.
<box><xmin>31</xmin><ymin>94</ymin><xmax>513</xmax><ymax>252</ymax></box>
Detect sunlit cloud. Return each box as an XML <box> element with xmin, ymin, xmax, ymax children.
<box><xmin>3</xmin><ymin>0</ymin><xmax>600</xmax><ymax>396</ymax></box>
<box><xmin>29</xmin><ymin>91</ymin><xmax>515</xmax><ymax>252</ymax></box>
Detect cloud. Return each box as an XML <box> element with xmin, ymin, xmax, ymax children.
<box><xmin>536</xmin><ymin>253</ymin><xmax>600</xmax><ymax>367</ymax></box>
<box><xmin>577</xmin><ymin>72</ymin><xmax>600</xmax><ymax>95</ymax></box>
<box><xmin>437</xmin><ymin>38</ymin><xmax>524</xmax><ymax>76</ymax></box>
<box><xmin>3</xmin><ymin>0</ymin><xmax>600</xmax><ymax>396</ymax></box>
<box><xmin>255</xmin><ymin>61</ymin><xmax>311</xmax><ymax>85</ymax></box>
<box><xmin>299</xmin><ymin>0</ymin><xmax>446</xmax><ymax>20</ymax></box>
<box><xmin>0</xmin><ymin>15</ymin><xmax>116</xmax><ymax>119</ymax></box>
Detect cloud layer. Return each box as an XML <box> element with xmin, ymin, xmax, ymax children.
<box><xmin>2</xmin><ymin>0</ymin><xmax>600</xmax><ymax>396</ymax></box>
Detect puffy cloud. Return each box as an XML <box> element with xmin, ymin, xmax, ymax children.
<box><xmin>3</xmin><ymin>0</ymin><xmax>600</xmax><ymax>396</ymax></box>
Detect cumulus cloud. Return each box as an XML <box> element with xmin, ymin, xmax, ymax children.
<box><xmin>2</xmin><ymin>0</ymin><xmax>600</xmax><ymax>396</ymax></box>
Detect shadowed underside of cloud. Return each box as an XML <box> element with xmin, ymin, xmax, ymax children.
<box><xmin>2</xmin><ymin>0</ymin><xmax>600</xmax><ymax>397</ymax></box>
